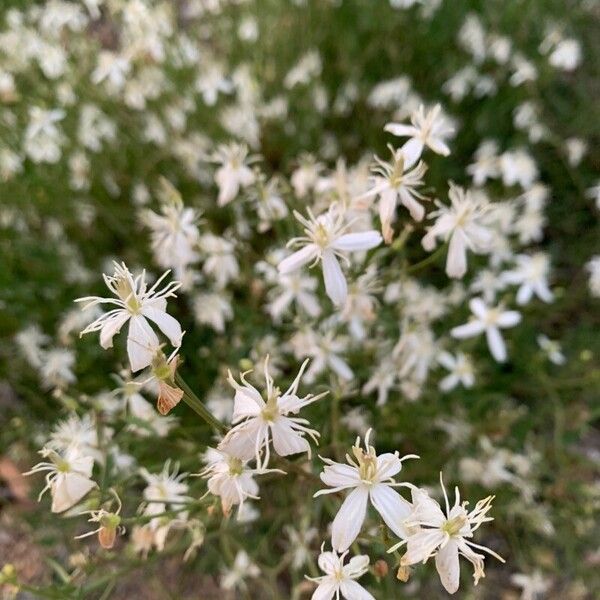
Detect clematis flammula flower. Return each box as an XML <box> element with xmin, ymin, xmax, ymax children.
<box><xmin>211</xmin><ymin>142</ymin><xmax>258</xmax><ymax>206</ymax></box>
<box><xmin>306</xmin><ymin>546</ymin><xmax>375</xmax><ymax>600</ymax></box>
<box><xmin>389</xmin><ymin>475</ymin><xmax>504</xmax><ymax>595</ymax></box>
<box><xmin>384</xmin><ymin>104</ymin><xmax>453</xmax><ymax>168</ymax></box>
<box><xmin>75</xmin><ymin>262</ymin><xmax>183</xmax><ymax>372</ymax></box>
<box><xmin>199</xmin><ymin>447</ymin><xmax>284</xmax><ymax>518</ymax></box>
<box><xmin>25</xmin><ymin>446</ymin><xmax>97</xmax><ymax>513</ymax></box>
<box><xmin>314</xmin><ymin>429</ymin><xmax>418</xmax><ymax>552</ymax></box>
<box><xmin>437</xmin><ymin>351</ymin><xmax>475</xmax><ymax>392</ymax></box>
<box><xmin>451</xmin><ymin>298</ymin><xmax>521</xmax><ymax>363</ymax></box>
<box><xmin>360</xmin><ymin>144</ymin><xmax>428</xmax><ymax>243</ymax></box>
<box><xmin>422</xmin><ymin>184</ymin><xmax>492</xmax><ymax>279</ymax></box>
<box><xmin>501</xmin><ymin>253</ymin><xmax>553</xmax><ymax>305</ymax></box>
<box><xmin>278</xmin><ymin>205</ymin><xmax>382</xmax><ymax>306</ymax></box>
<box><xmin>218</xmin><ymin>357</ymin><xmax>327</xmax><ymax>469</ymax></box>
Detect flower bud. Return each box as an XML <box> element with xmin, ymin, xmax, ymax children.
<box><xmin>373</xmin><ymin>559</ymin><xmax>389</xmax><ymax>578</ymax></box>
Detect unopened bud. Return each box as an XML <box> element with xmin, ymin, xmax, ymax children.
<box><xmin>98</xmin><ymin>513</ymin><xmax>121</xmax><ymax>549</ymax></box>
<box><xmin>373</xmin><ymin>559</ymin><xmax>389</xmax><ymax>578</ymax></box>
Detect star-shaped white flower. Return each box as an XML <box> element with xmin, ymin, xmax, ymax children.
<box><xmin>75</xmin><ymin>262</ymin><xmax>183</xmax><ymax>372</ymax></box>
<box><xmin>451</xmin><ymin>298</ymin><xmax>521</xmax><ymax>362</ymax></box>
<box><xmin>385</xmin><ymin>104</ymin><xmax>453</xmax><ymax>168</ymax></box>
<box><xmin>218</xmin><ymin>357</ymin><xmax>327</xmax><ymax>469</ymax></box>
<box><xmin>314</xmin><ymin>429</ymin><xmax>418</xmax><ymax>552</ymax></box>
<box><xmin>278</xmin><ymin>205</ymin><xmax>382</xmax><ymax>306</ymax></box>
<box><xmin>306</xmin><ymin>546</ymin><xmax>375</xmax><ymax>600</ymax></box>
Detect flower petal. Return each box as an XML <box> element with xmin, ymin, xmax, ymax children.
<box><xmin>486</xmin><ymin>326</ymin><xmax>506</xmax><ymax>362</ymax></box>
<box><xmin>339</xmin><ymin>579</ymin><xmax>375</xmax><ymax>600</ymax></box>
<box><xmin>127</xmin><ymin>315</ymin><xmax>160</xmax><ymax>372</ymax></box>
<box><xmin>322</xmin><ymin>250</ymin><xmax>347</xmax><ymax>306</ymax></box>
<box><xmin>435</xmin><ymin>539</ymin><xmax>460</xmax><ymax>594</ymax></box>
<box><xmin>331</xmin><ymin>231</ymin><xmax>382</xmax><ymax>252</ymax></box>
<box><xmin>331</xmin><ymin>486</ymin><xmax>369</xmax><ymax>552</ymax></box>
<box><xmin>278</xmin><ymin>245</ymin><xmax>319</xmax><ymax>274</ymax></box>
<box><xmin>271</xmin><ymin>417</ymin><xmax>311</xmax><ymax>457</ymax></box>
<box><xmin>451</xmin><ymin>321</ymin><xmax>485</xmax><ymax>339</ymax></box>
<box><xmin>142</xmin><ymin>305</ymin><xmax>183</xmax><ymax>347</ymax></box>
<box><xmin>370</xmin><ymin>484</ymin><xmax>412</xmax><ymax>540</ymax></box>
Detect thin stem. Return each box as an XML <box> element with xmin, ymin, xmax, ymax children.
<box><xmin>405</xmin><ymin>243</ymin><xmax>446</xmax><ymax>274</ymax></box>
<box><xmin>174</xmin><ymin>373</ymin><xmax>228</xmax><ymax>434</ymax></box>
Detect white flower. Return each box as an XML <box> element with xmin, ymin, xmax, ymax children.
<box><xmin>268</xmin><ymin>271</ymin><xmax>321</xmax><ymax>321</ymax></box>
<box><xmin>511</xmin><ymin>570</ymin><xmax>551</xmax><ymax>600</ymax></box>
<box><xmin>200</xmin><ymin>447</ymin><xmax>283</xmax><ymax>517</ymax></box>
<box><xmin>278</xmin><ymin>205</ymin><xmax>382</xmax><ymax>306</ymax></box>
<box><xmin>451</xmin><ymin>298</ymin><xmax>521</xmax><ymax>362</ymax></box>
<box><xmin>586</xmin><ymin>255</ymin><xmax>600</xmax><ymax>297</ymax></box>
<box><xmin>537</xmin><ymin>335</ymin><xmax>565</xmax><ymax>366</ymax></box>
<box><xmin>360</xmin><ymin>145</ymin><xmax>428</xmax><ymax>242</ymax></box>
<box><xmin>315</xmin><ymin>429</ymin><xmax>418</xmax><ymax>552</ymax></box>
<box><xmin>75</xmin><ymin>262</ymin><xmax>183</xmax><ymax>372</ymax></box>
<box><xmin>502</xmin><ymin>253</ymin><xmax>553</xmax><ymax>305</ymax></box>
<box><xmin>293</xmin><ymin>329</ymin><xmax>354</xmax><ymax>383</ymax></box>
<box><xmin>221</xmin><ymin>550</ymin><xmax>260</xmax><ymax>591</ymax></box>
<box><xmin>548</xmin><ymin>39</ymin><xmax>581</xmax><ymax>71</ymax></box>
<box><xmin>437</xmin><ymin>351</ymin><xmax>475</xmax><ymax>392</ymax></box>
<box><xmin>211</xmin><ymin>143</ymin><xmax>257</xmax><ymax>206</ymax></box>
<box><xmin>385</xmin><ymin>104</ymin><xmax>453</xmax><ymax>168</ymax></box>
<box><xmin>306</xmin><ymin>546</ymin><xmax>375</xmax><ymax>600</ymax></box>
<box><xmin>141</xmin><ymin>179</ymin><xmax>200</xmax><ymax>279</ymax></box>
<box><xmin>390</xmin><ymin>475</ymin><xmax>504</xmax><ymax>595</ymax></box>
<box><xmin>422</xmin><ymin>184</ymin><xmax>492</xmax><ymax>279</ymax></box>
<box><xmin>25</xmin><ymin>446</ymin><xmax>96</xmax><ymax>513</ymax></box>
<box><xmin>218</xmin><ymin>358</ymin><xmax>327</xmax><ymax>469</ymax></box>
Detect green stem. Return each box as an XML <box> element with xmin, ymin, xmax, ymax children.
<box><xmin>405</xmin><ymin>243</ymin><xmax>446</xmax><ymax>274</ymax></box>
<box><xmin>174</xmin><ymin>373</ymin><xmax>228</xmax><ymax>433</ymax></box>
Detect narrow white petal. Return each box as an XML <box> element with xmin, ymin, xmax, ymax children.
<box><xmin>141</xmin><ymin>305</ymin><xmax>183</xmax><ymax>347</ymax></box>
<box><xmin>311</xmin><ymin>579</ymin><xmax>337</xmax><ymax>600</ymax></box>
<box><xmin>271</xmin><ymin>417</ymin><xmax>310</xmax><ymax>457</ymax></box>
<box><xmin>496</xmin><ymin>310</ymin><xmax>521</xmax><ymax>328</ymax></box>
<box><xmin>322</xmin><ymin>250</ymin><xmax>347</xmax><ymax>306</ymax></box>
<box><xmin>446</xmin><ymin>231</ymin><xmax>468</xmax><ymax>279</ymax></box>
<box><xmin>99</xmin><ymin>311</ymin><xmax>130</xmax><ymax>349</ymax></box>
<box><xmin>435</xmin><ymin>539</ymin><xmax>460</xmax><ymax>594</ymax></box>
<box><xmin>401</xmin><ymin>138</ymin><xmax>424</xmax><ymax>169</ymax></box>
<box><xmin>127</xmin><ymin>316</ymin><xmax>159</xmax><ymax>372</ymax></box>
<box><xmin>451</xmin><ymin>321</ymin><xmax>485</xmax><ymax>339</ymax></box>
<box><xmin>331</xmin><ymin>231</ymin><xmax>382</xmax><ymax>252</ymax></box>
<box><xmin>370</xmin><ymin>484</ymin><xmax>412</xmax><ymax>540</ymax></box>
<box><xmin>486</xmin><ymin>326</ymin><xmax>507</xmax><ymax>362</ymax></box>
<box><xmin>278</xmin><ymin>245</ymin><xmax>319</xmax><ymax>274</ymax></box>
<box><xmin>339</xmin><ymin>580</ymin><xmax>375</xmax><ymax>600</ymax></box>
<box><xmin>331</xmin><ymin>486</ymin><xmax>369</xmax><ymax>552</ymax></box>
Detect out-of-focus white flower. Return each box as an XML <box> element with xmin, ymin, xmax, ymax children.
<box><xmin>211</xmin><ymin>143</ymin><xmax>258</xmax><ymax>206</ymax></box>
<box><xmin>142</xmin><ymin>179</ymin><xmax>200</xmax><ymax>279</ymax></box>
<box><xmin>467</xmin><ymin>140</ymin><xmax>500</xmax><ymax>186</ymax></box>
<box><xmin>221</xmin><ymin>550</ymin><xmax>260</xmax><ymax>591</ymax></box>
<box><xmin>49</xmin><ymin>413</ymin><xmax>101</xmax><ymax>462</ymax></box>
<box><xmin>422</xmin><ymin>184</ymin><xmax>492</xmax><ymax>279</ymax></box>
<box><xmin>565</xmin><ymin>137</ymin><xmax>587</xmax><ymax>167</ymax></box>
<box><xmin>195</xmin><ymin>63</ymin><xmax>233</xmax><ymax>105</ymax></box>
<box><xmin>306</xmin><ymin>546</ymin><xmax>375</xmax><ymax>600</ymax></box>
<box><xmin>502</xmin><ymin>253</ymin><xmax>553</xmax><ymax>305</ymax></box>
<box><xmin>278</xmin><ymin>205</ymin><xmax>382</xmax><ymax>306</ymax></box>
<box><xmin>340</xmin><ymin>266</ymin><xmax>379</xmax><ymax>340</ymax></box>
<box><xmin>315</xmin><ymin>429</ymin><xmax>418</xmax><ymax>552</ymax></box>
<box><xmin>218</xmin><ymin>358</ymin><xmax>326</xmax><ymax>469</ymax></box>
<box><xmin>193</xmin><ymin>292</ymin><xmax>233</xmax><ymax>332</ymax></box>
<box><xmin>500</xmin><ymin>149</ymin><xmax>538</xmax><ymax>189</ymax></box>
<box><xmin>537</xmin><ymin>335</ymin><xmax>566</xmax><ymax>366</ymax></box>
<box><xmin>385</xmin><ymin>104</ymin><xmax>453</xmax><ymax>168</ymax></box>
<box><xmin>511</xmin><ymin>570</ymin><xmax>551</xmax><ymax>600</ymax></box>
<box><xmin>76</xmin><ymin>262</ymin><xmax>183</xmax><ymax>372</ymax></box>
<box><xmin>548</xmin><ymin>39</ymin><xmax>582</xmax><ymax>71</ymax></box>
<box><xmin>586</xmin><ymin>255</ymin><xmax>600</xmax><ymax>297</ymax></box>
<box><xmin>451</xmin><ymin>298</ymin><xmax>521</xmax><ymax>362</ymax></box>
<box><xmin>199</xmin><ymin>234</ymin><xmax>239</xmax><ymax>289</ymax></box>
<box><xmin>291</xmin><ymin>154</ymin><xmax>324</xmax><ymax>198</ymax></box>
<box><xmin>390</xmin><ymin>475</ymin><xmax>504</xmax><ymax>595</ymax></box>
<box><xmin>24</xmin><ymin>107</ymin><xmax>65</xmax><ymax>163</ymax></box>
<box><xmin>40</xmin><ymin>347</ymin><xmax>76</xmax><ymax>390</ymax></box>
<box><xmin>16</xmin><ymin>325</ymin><xmax>50</xmax><ymax>369</ymax></box>
<box><xmin>25</xmin><ymin>446</ymin><xmax>96</xmax><ymax>513</ymax></box>
<box><xmin>360</xmin><ymin>145</ymin><xmax>428</xmax><ymax>242</ymax></box>
<box><xmin>437</xmin><ymin>351</ymin><xmax>474</xmax><ymax>392</ymax></box>
<box><xmin>284</xmin><ymin>50</ymin><xmax>322</xmax><ymax>88</ymax></box>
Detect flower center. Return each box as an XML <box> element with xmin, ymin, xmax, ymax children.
<box><xmin>227</xmin><ymin>457</ymin><xmax>244</xmax><ymax>476</ymax></box>
<box><xmin>353</xmin><ymin>446</ymin><xmax>378</xmax><ymax>483</ymax></box>
<box><xmin>312</xmin><ymin>222</ymin><xmax>331</xmax><ymax>248</ymax></box>
<box><xmin>442</xmin><ymin>515</ymin><xmax>467</xmax><ymax>537</ymax></box>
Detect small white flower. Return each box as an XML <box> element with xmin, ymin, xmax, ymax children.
<box><xmin>586</xmin><ymin>255</ymin><xmax>600</xmax><ymax>297</ymax></box>
<box><xmin>199</xmin><ymin>447</ymin><xmax>283</xmax><ymax>517</ymax></box>
<box><xmin>390</xmin><ymin>475</ymin><xmax>504</xmax><ymax>595</ymax></box>
<box><xmin>306</xmin><ymin>546</ymin><xmax>375</xmax><ymax>600</ymax></box>
<box><xmin>422</xmin><ymin>184</ymin><xmax>492</xmax><ymax>279</ymax></box>
<box><xmin>76</xmin><ymin>262</ymin><xmax>183</xmax><ymax>372</ymax></box>
<box><xmin>502</xmin><ymin>253</ymin><xmax>553</xmax><ymax>305</ymax></box>
<box><xmin>221</xmin><ymin>550</ymin><xmax>260</xmax><ymax>591</ymax></box>
<box><xmin>437</xmin><ymin>351</ymin><xmax>475</xmax><ymax>392</ymax></box>
<box><xmin>25</xmin><ymin>446</ymin><xmax>96</xmax><ymax>513</ymax></box>
<box><xmin>315</xmin><ymin>429</ymin><xmax>418</xmax><ymax>552</ymax></box>
<box><xmin>511</xmin><ymin>570</ymin><xmax>551</xmax><ymax>600</ymax></box>
<box><xmin>360</xmin><ymin>145</ymin><xmax>428</xmax><ymax>242</ymax></box>
<box><xmin>537</xmin><ymin>335</ymin><xmax>565</xmax><ymax>366</ymax></box>
<box><xmin>278</xmin><ymin>205</ymin><xmax>382</xmax><ymax>306</ymax></box>
<box><xmin>218</xmin><ymin>357</ymin><xmax>327</xmax><ymax>469</ymax></box>
<box><xmin>211</xmin><ymin>143</ymin><xmax>258</xmax><ymax>206</ymax></box>
<box><xmin>451</xmin><ymin>298</ymin><xmax>521</xmax><ymax>363</ymax></box>
<box><xmin>385</xmin><ymin>104</ymin><xmax>453</xmax><ymax>168</ymax></box>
